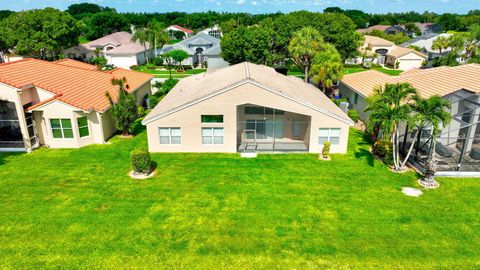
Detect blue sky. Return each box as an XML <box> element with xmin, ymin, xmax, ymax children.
<box><xmin>2</xmin><ymin>0</ymin><xmax>479</xmax><ymax>14</ymax></box>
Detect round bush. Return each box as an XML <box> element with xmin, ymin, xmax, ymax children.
<box><xmin>146</xmin><ymin>63</ymin><xmax>156</xmax><ymax>70</ymax></box>
<box><xmin>348</xmin><ymin>110</ymin><xmax>360</xmax><ymax>122</ymax></box>
<box><xmin>363</xmin><ymin>61</ymin><xmax>373</xmax><ymax>69</ymax></box>
<box><xmin>131</xmin><ymin>149</ymin><xmax>152</xmax><ymax>174</ymax></box>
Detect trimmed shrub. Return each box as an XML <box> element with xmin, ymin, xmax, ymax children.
<box><xmin>137</xmin><ymin>106</ymin><xmax>146</xmax><ymax>117</ymax></box>
<box><xmin>148</xmin><ymin>95</ymin><xmax>159</xmax><ymax>109</ymax></box>
<box><xmin>372</xmin><ymin>140</ymin><xmax>392</xmax><ymax>158</ymax></box>
<box><xmin>130</xmin><ymin>65</ymin><xmax>139</xmax><ymax>70</ymax></box>
<box><xmin>131</xmin><ymin>149</ymin><xmax>152</xmax><ymax>174</ymax></box>
<box><xmin>372</xmin><ymin>140</ymin><xmax>393</xmax><ymax>165</ymax></box>
<box><xmin>348</xmin><ymin>110</ymin><xmax>360</xmax><ymax>122</ymax></box>
<box><xmin>152</xmin><ymin>56</ymin><xmax>164</xmax><ymax>66</ymax></box>
<box><xmin>322</xmin><ymin>141</ymin><xmax>331</xmax><ymax>158</ymax></box>
<box><xmin>161</xmin><ymin>78</ymin><xmax>179</xmax><ymax>94</ymax></box>
<box><xmin>146</xmin><ymin>63</ymin><xmax>156</xmax><ymax>69</ymax></box>
<box><xmin>362</xmin><ymin>61</ymin><xmax>373</xmax><ymax>69</ymax></box>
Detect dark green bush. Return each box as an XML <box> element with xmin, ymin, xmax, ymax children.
<box><xmin>131</xmin><ymin>149</ymin><xmax>152</xmax><ymax>174</ymax></box>
<box><xmin>130</xmin><ymin>65</ymin><xmax>139</xmax><ymax>70</ymax></box>
<box><xmin>146</xmin><ymin>63</ymin><xmax>156</xmax><ymax>69</ymax></box>
<box><xmin>348</xmin><ymin>110</ymin><xmax>360</xmax><ymax>122</ymax></box>
<box><xmin>363</xmin><ymin>61</ymin><xmax>373</xmax><ymax>69</ymax></box>
<box><xmin>161</xmin><ymin>78</ymin><xmax>179</xmax><ymax>94</ymax></box>
<box><xmin>148</xmin><ymin>95</ymin><xmax>159</xmax><ymax>109</ymax></box>
<box><xmin>152</xmin><ymin>56</ymin><xmax>164</xmax><ymax>66</ymax></box>
<box><xmin>372</xmin><ymin>140</ymin><xmax>393</xmax><ymax>165</ymax></box>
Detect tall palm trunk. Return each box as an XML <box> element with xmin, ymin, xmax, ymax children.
<box><xmin>304</xmin><ymin>64</ymin><xmax>309</xmax><ymax>83</ymax></box>
<box><xmin>400</xmin><ymin>129</ymin><xmax>419</xmax><ymax>168</ymax></box>
<box><xmin>143</xmin><ymin>43</ymin><xmax>148</xmax><ymax>64</ymax></box>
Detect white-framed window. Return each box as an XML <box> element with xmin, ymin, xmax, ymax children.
<box><xmin>318</xmin><ymin>128</ymin><xmax>341</xmax><ymax>145</ymax></box>
<box><xmin>77</xmin><ymin>117</ymin><xmax>89</xmax><ymax>138</ymax></box>
<box><xmin>159</xmin><ymin>128</ymin><xmax>181</xmax><ymax>144</ymax></box>
<box><xmin>202</xmin><ymin>127</ymin><xmax>224</xmax><ymax>145</ymax></box>
<box><xmin>50</xmin><ymin>119</ymin><xmax>74</xmax><ymax>139</ymax></box>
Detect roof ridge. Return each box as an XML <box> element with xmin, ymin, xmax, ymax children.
<box><xmin>245</xmin><ymin>62</ymin><xmax>250</xmax><ymax>79</ymax></box>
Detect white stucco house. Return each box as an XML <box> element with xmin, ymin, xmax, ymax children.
<box><xmin>0</xmin><ymin>58</ymin><xmax>152</xmax><ymax>152</ymax></box>
<box><xmin>64</xmin><ymin>32</ymin><xmax>153</xmax><ymax>69</ymax></box>
<box><xmin>199</xmin><ymin>25</ymin><xmax>223</xmax><ymax>39</ymax></box>
<box><xmin>166</xmin><ymin>25</ymin><xmax>193</xmax><ymax>40</ymax></box>
<box><xmin>158</xmin><ymin>32</ymin><xmax>229</xmax><ymax>68</ymax></box>
<box><xmin>348</xmin><ymin>35</ymin><xmax>427</xmax><ymax>70</ymax></box>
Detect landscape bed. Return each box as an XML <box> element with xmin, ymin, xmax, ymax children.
<box><xmin>0</xmin><ymin>129</ymin><xmax>479</xmax><ymax>269</ymax></box>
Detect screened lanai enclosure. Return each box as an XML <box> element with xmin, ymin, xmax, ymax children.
<box><xmin>237</xmin><ymin>104</ymin><xmax>311</xmax><ymax>152</ymax></box>
<box><xmin>399</xmin><ymin>90</ymin><xmax>480</xmax><ymax>174</ymax></box>
<box><xmin>0</xmin><ymin>100</ymin><xmax>24</xmax><ymax>149</ymax></box>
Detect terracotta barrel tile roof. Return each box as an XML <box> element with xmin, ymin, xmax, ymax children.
<box><xmin>0</xmin><ymin>58</ymin><xmax>152</xmax><ymax>112</ymax></box>
<box><xmin>341</xmin><ymin>64</ymin><xmax>480</xmax><ymax>98</ymax></box>
<box><xmin>170</xmin><ymin>25</ymin><xmax>193</xmax><ymax>34</ymax></box>
<box><xmin>53</xmin><ymin>59</ymin><xmax>97</xmax><ymax>71</ymax></box>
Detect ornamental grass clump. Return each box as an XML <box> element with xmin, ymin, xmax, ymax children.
<box><xmin>322</xmin><ymin>141</ymin><xmax>331</xmax><ymax>159</ymax></box>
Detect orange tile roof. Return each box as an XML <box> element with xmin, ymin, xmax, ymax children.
<box><xmin>53</xmin><ymin>59</ymin><xmax>97</xmax><ymax>71</ymax></box>
<box><xmin>0</xmin><ymin>58</ymin><xmax>152</xmax><ymax>112</ymax></box>
<box><xmin>341</xmin><ymin>64</ymin><xmax>480</xmax><ymax>98</ymax></box>
<box><xmin>170</xmin><ymin>25</ymin><xmax>193</xmax><ymax>34</ymax></box>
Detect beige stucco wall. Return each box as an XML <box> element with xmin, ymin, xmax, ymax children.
<box><xmin>145</xmin><ymin>82</ymin><xmax>350</xmax><ymax>154</ymax></box>
<box><xmin>386</xmin><ymin>52</ymin><xmax>424</xmax><ymax>70</ymax></box>
<box><xmin>338</xmin><ymin>83</ymin><xmax>371</xmax><ymax>121</ymax></box>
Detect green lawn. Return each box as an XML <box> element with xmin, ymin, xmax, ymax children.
<box><xmin>344</xmin><ymin>67</ymin><xmax>403</xmax><ymax>76</ymax></box>
<box><xmin>138</xmin><ymin>67</ymin><xmax>207</xmax><ymax>78</ymax></box>
<box><xmin>1</xmin><ymin>128</ymin><xmax>479</xmax><ymax>269</ymax></box>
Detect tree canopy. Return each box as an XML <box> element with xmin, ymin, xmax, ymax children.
<box><xmin>0</xmin><ymin>8</ymin><xmax>81</xmax><ymax>59</ymax></box>
<box><xmin>85</xmin><ymin>11</ymin><xmax>130</xmax><ymax>40</ymax></box>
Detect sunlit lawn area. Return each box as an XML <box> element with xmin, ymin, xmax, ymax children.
<box><xmin>344</xmin><ymin>66</ymin><xmax>404</xmax><ymax>76</ymax></box>
<box><xmin>137</xmin><ymin>66</ymin><xmax>207</xmax><ymax>78</ymax></box>
<box><xmin>1</xmin><ymin>128</ymin><xmax>479</xmax><ymax>268</ymax></box>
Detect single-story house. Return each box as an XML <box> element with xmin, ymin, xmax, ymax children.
<box><xmin>166</xmin><ymin>25</ymin><xmax>193</xmax><ymax>40</ymax></box>
<box><xmin>401</xmin><ymin>33</ymin><xmax>456</xmax><ymax>60</ymax></box>
<box><xmin>357</xmin><ymin>25</ymin><xmax>407</xmax><ymax>35</ymax></box>
<box><xmin>0</xmin><ymin>58</ymin><xmax>152</xmax><ymax>152</ymax></box>
<box><xmin>385</xmin><ymin>46</ymin><xmax>427</xmax><ymax>70</ymax></box>
<box><xmin>142</xmin><ymin>62</ymin><xmax>354</xmax><ymax>154</ymax></box>
<box><xmin>339</xmin><ymin>64</ymin><xmax>480</xmax><ymax>174</ymax></box>
<box><xmin>158</xmin><ymin>32</ymin><xmax>229</xmax><ymax>68</ymax></box>
<box><xmin>348</xmin><ymin>35</ymin><xmax>426</xmax><ymax>70</ymax></box>
<box><xmin>64</xmin><ymin>32</ymin><xmax>153</xmax><ymax>69</ymax></box>
<box><xmin>348</xmin><ymin>35</ymin><xmax>395</xmax><ymax>65</ymax></box>
<box><xmin>414</xmin><ymin>23</ymin><xmax>441</xmax><ymax>36</ymax></box>
<box><xmin>199</xmin><ymin>25</ymin><xmax>223</xmax><ymax>39</ymax></box>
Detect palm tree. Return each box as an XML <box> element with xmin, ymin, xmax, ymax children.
<box><xmin>131</xmin><ymin>27</ymin><xmax>150</xmax><ymax>64</ymax></box>
<box><xmin>147</xmin><ymin>21</ymin><xmax>170</xmax><ymax>56</ymax></box>
<box><xmin>432</xmin><ymin>35</ymin><xmax>450</xmax><ymax>55</ymax></box>
<box><xmin>365</xmin><ymin>83</ymin><xmax>417</xmax><ymax>171</ymax></box>
<box><xmin>310</xmin><ymin>43</ymin><xmax>343</xmax><ymax>93</ymax></box>
<box><xmin>288</xmin><ymin>26</ymin><xmax>325</xmax><ymax>82</ymax></box>
<box><xmin>414</xmin><ymin>95</ymin><xmax>452</xmax><ymax>186</ymax></box>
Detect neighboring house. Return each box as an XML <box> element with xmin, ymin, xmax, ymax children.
<box><xmin>0</xmin><ymin>58</ymin><xmax>152</xmax><ymax>152</ymax></box>
<box><xmin>385</xmin><ymin>47</ymin><xmax>427</xmax><ymax>70</ymax></box>
<box><xmin>348</xmin><ymin>35</ymin><xmax>426</xmax><ymax>70</ymax></box>
<box><xmin>357</xmin><ymin>25</ymin><xmax>406</xmax><ymax>35</ymax></box>
<box><xmin>339</xmin><ymin>64</ymin><xmax>480</xmax><ymax>175</ymax></box>
<box><xmin>166</xmin><ymin>25</ymin><xmax>193</xmax><ymax>40</ymax></box>
<box><xmin>401</xmin><ymin>33</ymin><xmax>453</xmax><ymax>60</ymax></box>
<box><xmin>350</xmin><ymin>35</ymin><xmax>395</xmax><ymax>65</ymax></box>
<box><xmin>142</xmin><ymin>62</ymin><xmax>354</xmax><ymax>154</ymax></box>
<box><xmin>199</xmin><ymin>25</ymin><xmax>223</xmax><ymax>39</ymax></box>
<box><xmin>414</xmin><ymin>23</ymin><xmax>441</xmax><ymax>35</ymax></box>
<box><xmin>158</xmin><ymin>32</ymin><xmax>229</xmax><ymax>68</ymax></box>
<box><xmin>0</xmin><ymin>52</ymin><xmax>24</xmax><ymax>63</ymax></box>
<box><xmin>64</xmin><ymin>32</ymin><xmax>152</xmax><ymax>69</ymax></box>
